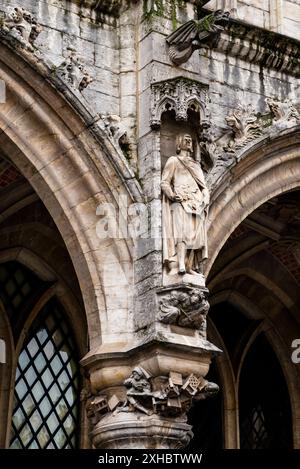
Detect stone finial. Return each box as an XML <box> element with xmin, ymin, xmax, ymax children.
<box><xmin>224</xmin><ymin>103</ymin><xmax>262</xmax><ymax>152</ymax></box>
<box><xmin>0</xmin><ymin>6</ymin><xmax>42</xmax><ymax>51</ymax></box>
<box><xmin>150</xmin><ymin>77</ymin><xmax>209</xmax><ymax>130</ymax></box>
<box><xmin>159</xmin><ymin>287</ymin><xmax>209</xmax><ymax>337</ymax></box>
<box><xmin>57</xmin><ymin>47</ymin><xmax>93</xmax><ymax>92</ymax></box>
<box><xmin>166</xmin><ymin>10</ymin><xmax>230</xmax><ymax>65</ymax></box>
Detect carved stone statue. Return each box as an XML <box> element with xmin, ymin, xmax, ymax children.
<box><xmin>161</xmin><ymin>134</ymin><xmax>209</xmax><ymax>284</ymax></box>
<box><xmin>166</xmin><ymin>10</ymin><xmax>230</xmax><ymax>65</ymax></box>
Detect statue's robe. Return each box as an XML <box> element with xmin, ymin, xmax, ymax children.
<box><xmin>161</xmin><ymin>156</ymin><xmax>209</xmax><ymax>270</ymax></box>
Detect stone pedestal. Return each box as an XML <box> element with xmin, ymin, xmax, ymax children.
<box><xmin>81</xmin><ymin>340</ymin><xmax>221</xmax><ymax>449</ymax></box>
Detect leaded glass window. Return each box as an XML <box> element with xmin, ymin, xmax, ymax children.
<box><xmin>10</xmin><ymin>299</ymin><xmax>80</xmax><ymax>449</ymax></box>
<box><xmin>0</xmin><ymin>262</ymin><xmax>51</xmax><ymax>340</ymax></box>
<box><xmin>239</xmin><ymin>334</ymin><xmax>292</xmax><ymax>449</ymax></box>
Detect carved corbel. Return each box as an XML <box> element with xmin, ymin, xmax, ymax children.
<box><xmin>158</xmin><ymin>286</ymin><xmax>210</xmax><ymax>338</ymax></box>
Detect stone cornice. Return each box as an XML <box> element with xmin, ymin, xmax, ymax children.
<box><xmin>76</xmin><ymin>0</ymin><xmax>136</xmax><ymax>16</ymax></box>
<box><xmin>215</xmin><ymin>18</ymin><xmax>300</xmax><ymax>77</ymax></box>
<box><xmin>75</xmin><ymin>0</ymin><xmax>206</xmax><ymax>16</ymax></box>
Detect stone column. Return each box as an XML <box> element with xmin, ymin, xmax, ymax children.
<box><xmin>81</xmin><ymin>0</ymin><xmax>221</xmax><ymax>449</ymax></box>
<box><xmin>81</xmin><ymin>338</ymin><xmax>220</xmax><ymax>449</ymax></box>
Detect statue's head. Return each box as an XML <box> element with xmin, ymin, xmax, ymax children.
<box><xmin>176</xmin><ymin>133</ymin><xmax>193</xmax><ymax>155</ymax></box>
<box><xmin>131</xmin><ymin>366</ymin><xmax>151</xmax><ymax>381</ymax></box>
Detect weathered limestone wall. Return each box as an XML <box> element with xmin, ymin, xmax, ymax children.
<box><xmin>0</xmin><ymin>0</ymin><xmax>121</xmax><ymax>115</ymax></box>
<box><xmin>206</xmin><ymin>0</ymin><xmax>300</xmax><ymax>40</ymax></box>
<box><xmin>0</xmin><ymin>0</ymin><xmax>298</xmax><ymax>341</ymax></box>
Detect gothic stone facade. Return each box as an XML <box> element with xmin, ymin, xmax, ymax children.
<box><xmin>0</xmin><ymin>0</ymin><xmax>299</xmax><ymax>449</ymax></box>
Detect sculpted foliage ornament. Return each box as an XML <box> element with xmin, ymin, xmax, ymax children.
<box><xmin>166</xmin><ymin>10</ymin><xmax>230</xmax><ymax>65</ymax></box>
<box><xmin>57</xmin><ymin>47</ymin><xmax>93</xmax><ymax>92</ymax></box>
<box><xmin>0</xmin><ymin>6</ymin><xmax>42</xmax><ymax>51</ymax></box>
<box><xmin>205</xmin><ymin>97</ymin><xmax>300</xmax><ymax>189</ymax></box>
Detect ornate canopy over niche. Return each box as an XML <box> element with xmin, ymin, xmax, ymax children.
<box><xmin>150</xmin><ymin>77</ymin><xmax>209</xmax><ymax>130</ymax></box>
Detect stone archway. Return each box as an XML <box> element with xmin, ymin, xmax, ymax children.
<box><xmin>206</xmin><ymin>129</ymin><xmax>300</xmax><ymax>276</ymax></box>
<box><xmin>207</xmin><ymin>176</ymin><xmax>300</xmax><ymax>448</ymax></box>
<box><xmin>0</xmin><ymin>41</ymin><xmax>141</xmax><ymax>351</ymax></box>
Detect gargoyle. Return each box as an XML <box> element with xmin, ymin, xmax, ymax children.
<box><xmin>166</xmin><ymin>10</ymin><xmax>230</xmax><ymax>65</ymax></box>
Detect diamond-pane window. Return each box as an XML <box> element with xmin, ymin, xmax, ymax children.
<box><xmin>0</xmin><ymin>262</ymin><xmax>50</xmax><ymax>341</ymax></box>
<box><xmin>10</xmin><ymin>299</ymin><xmax>79</xmax><ymax>449</ymax></box>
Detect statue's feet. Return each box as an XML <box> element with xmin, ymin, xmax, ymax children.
<box><xmin>187</xmin><ymin>269</ymin><xmax>205</xmax><ymax>278</ymax></box>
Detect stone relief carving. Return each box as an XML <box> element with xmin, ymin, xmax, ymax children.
<box><xmin>161</xmin><ymin>133</ymin><xmax>210</xmax><ymax>286</ymax></box>
<box><xmin>267</xmin><ymin>98</ymin><xmax>300</xmax><ymax>127</ymax></box>
<box><xmin>224</xmin><ymin>104</ymin><xmax>262</xmax><ymax>152</ymax></box>
<box><xmin>0</xmin><ymin>7</ymin><xmax>42</xmax><ymax>51</ymax></box>
<box><xmin>101</xmin><ymin>114</ymin><xmax>130</xmax><ymax>155</ymax></box>
<box><xmin>56</xmin><ymin>47</ymin><xmax>93</xmax><ymax>92</ymax></box>
<box><xmin>120</xmin><ymin>368</ymin><xmax>219</xmax><ymax>418</ymax></box>
<box><xmin>158</xmin><ymin>287</ymin><xmax>209</xmax><ymax>337</ymax></box>
<box><xmin>86</xmin><ymin>367</ymin><xmax>219</xmax><ymax>424</ymax></box>
<box><xmin>150</xmin><ymin>77</ymin><xmax>209</xmax><ymax>130</ymax></box>
<box><xmin>166</xmin><ymin>10</ymin><xmax>230</xmax><ymax>65</ymax></box>
<box><xmin>204</xmin><ymin>98</ymin><xmax>300</xmax><ymax>189</ymax></box>
<box><xmin>86</xmin><ymin>394</ymin><xmax>121</xmax><ymax>425</ymax></box>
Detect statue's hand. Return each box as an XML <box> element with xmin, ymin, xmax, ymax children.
<box><xmin>172</xmin><ymin>194</ymin><xmax>183</xmax><ymax>202</ymax></box>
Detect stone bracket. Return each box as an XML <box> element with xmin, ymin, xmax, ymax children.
<box><xmin>157</xmin><ymin>284</ymin><xmax>210</xmax><ymax>337</ymax></box>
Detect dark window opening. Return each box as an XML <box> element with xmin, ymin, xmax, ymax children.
<box><xmin>10</xmin><ymin>298</ymin><xmax>80</xmax><ymax>449</ymax></box>
<box><xmin>239</xmin><ymin>333</ymin><xmax>292</xmax><ymax>449</ymax></box>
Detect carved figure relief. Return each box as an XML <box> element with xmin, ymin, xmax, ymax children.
<box><xmin>0</xmin><ymin>7</ymin><xmax>42</xmax><ymax>51</ymax></box>
<box><xmin>86</xmin><ymin>367</ymin><xmax>219</xmax><ymax>424</ymax></box>
<box><xmin>166</xmin><ymin>10</ymin><xmax>230</xmax><ymax>65</ymax></box>
<box><xmin>161</xmin><ymin>133</ymin><xmax>209</xmax><ymax>285</ymax></box>
<box><xmin>159</xmin><ymin>287</ymin><xmax>209</xmax><ymax>337</ymax></box>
